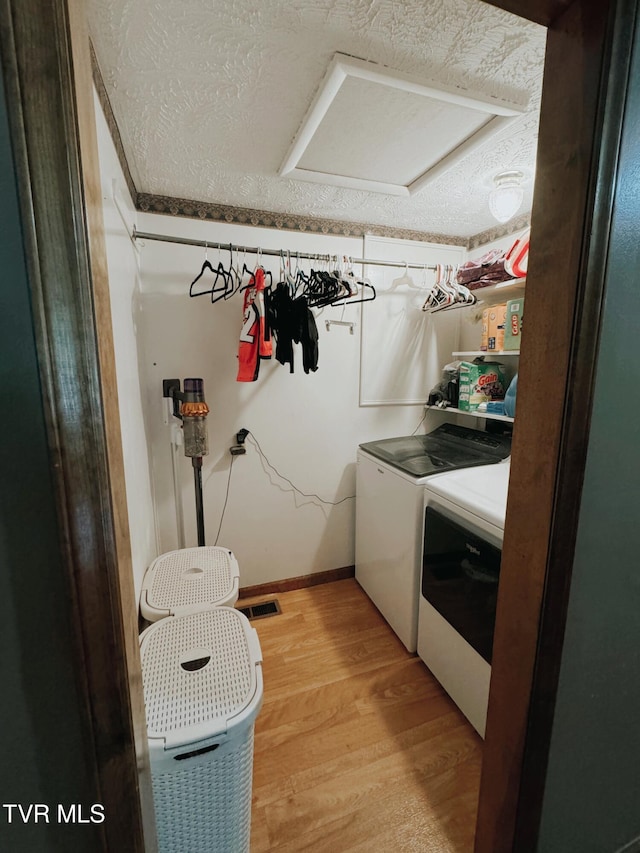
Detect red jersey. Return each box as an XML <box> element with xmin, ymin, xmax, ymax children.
<box><xmin>237</xmin><ymin>267</ymin><xmax>272</xmax><ymax>382</ymax></box>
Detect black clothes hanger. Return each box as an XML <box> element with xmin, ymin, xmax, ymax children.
<box><xmin>225</xmin><ymin>243</ymin><xmax>241</xmax><ymax>299</ymax></box>
<box><xmin>212</xmin><ymin>245</ymin><xmax>238</xmax><ymax>303</ymax></box>
<box><xmin>240</xmin><ymin>249</ymin><xmax>262</xmax><ymax>292</ymax></box>
<box><xmin>189</xmin><ymin>243</ymin><xmax>232</xmax><ymax>301</ymax></box>
<box><xmin>292</xmin><ymin>267</ymin><xmax>310</xmax><ymax>298</ymax></box>
<box><xmin>303</xmin><ymin>264</ymin><xmax>345</xmax><ymax>308</ymax></box>
<box><xmin>239</xmin><ymin>268</ymin><xmax>274</xmax><ymax>292</ymax></box>
<box><xmin>209</xmin><ymin>264</ymin><xmax>233</xmax><ymax>304</ymax></box>
<box><xmin>331</xmin><ymin>281</ymin><xmax>377</xmax><ymax>306</ymax></box>
<box><xmin>190</xmin><ymin>259</ymin><xmax>222</xmax><ymax>297</ymax></box>
<box><xmin>239</xmin><ymin>264</ymin><xmax>273</xmax><ymax>293</ymax></box>
<box><xmin>191</xmin><ymin>261</ymin><xmax>231</xmax><ymax>301</ymax></box>
<box><xmin>238</xmin><ymin>263</ymin><xmax>255</xmax><ymax>292</ymax></box>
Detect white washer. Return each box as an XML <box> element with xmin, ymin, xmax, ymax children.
<box><xmin>355</xmin><ymin>450</ymin><xmax>434</xmax><ymax>652</ymax></box>
<box><xmin>355</xmin><ymin>425</ymin><xmax>511</xmax><ymax>653</ymax></box>
<box><xmin>417</xmin><ymin>461</ymin><xmax>510</xmax><ymax>736</ymax></box>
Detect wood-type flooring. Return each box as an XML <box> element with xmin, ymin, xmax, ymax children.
<box><xmin>241</xmin><ymin>578</ymin><xmax>482</xmax><ymax>852</ymax></box>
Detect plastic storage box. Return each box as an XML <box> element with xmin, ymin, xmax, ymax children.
<box><xmin>140</xmin><ymin>607</ymin><xmax>263</xmax><ymax>853</ymax></box>
<box><xmin>140</xmin><ymin>546</ymin><xmax>240</xmax><ymax>621</ymax></box>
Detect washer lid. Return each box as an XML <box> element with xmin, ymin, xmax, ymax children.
<box><xmin>140</xmin><ymin>608</ymin><xmax>263</xmax><ymax>749</ymax></box>
<box><xmin>425</xmin><ymin>461</ymin><xmax>511</xmax><ymax>529</ymax></box>
<box><xmin>359</xmin><ymin>423</ymin><xmax>511</xmax><ymax>478</ymax></box>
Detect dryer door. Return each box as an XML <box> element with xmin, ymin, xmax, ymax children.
<box><xmin>421</xmin><ymin>505</ymin><xmax>501</xmax><ymax>664</ymax></box>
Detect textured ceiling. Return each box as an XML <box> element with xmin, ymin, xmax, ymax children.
<box><xmin>87</xmin><ymin>0</ymin><xmax>545</xmax><ymax>239</ymax></box>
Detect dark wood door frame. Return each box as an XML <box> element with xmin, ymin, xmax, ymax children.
<box><xmin>0</xmin><ymin>0</ymin><xmax>155</xmax><ymax>849</ymax></box>
<box><xmin>476</xmin><ymin>0</ymin><xmax>637</xmax><ymax>850</ymax></box>
<box><xmin>0</xmin><ymin>0</ymin><xmax>633</xmax><ymax>850</ymax></box>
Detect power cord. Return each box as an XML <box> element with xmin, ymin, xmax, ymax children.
<box><xmin>213</xmin><ymin>454</ymin><xmax>235</xmax><ymax>545</ymax></box>
<box><xmin>247</xmin><ymin>431</ymin><xmax>355</xmax><ymax>506</ymax></box>
<box><xmin>411</xmin><ymin>410</ymin><xmax>427</xmax><ymax>435</ymax></box>
<box><xmin>211</xmin><ymin>429</ymin><xmax>355</xmax><ymax>545</ymax></box>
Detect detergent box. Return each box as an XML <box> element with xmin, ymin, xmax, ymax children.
<box><xmin>487</xmin><ymin>302</ymin><xmax>507</xmax><ymax>352</ymax></box>
<box><xmin>504</xmin><ymin>297</ymin><xmax>524</xmax><ymax>351</ymax></box>
<box><xmin>458</xmin><ymin>360</ymin><xmax>508</xmax><ymax>411</ymax></box>
<box><xmin>480</xmin><ymin>307</ymin><xmax>490</xmax><ymax>351</ymax></box>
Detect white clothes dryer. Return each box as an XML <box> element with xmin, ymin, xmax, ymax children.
<box><xmin>417</xmin><ymin>461</ymin><xmax>510</xmax><ymax>736</ymax></box>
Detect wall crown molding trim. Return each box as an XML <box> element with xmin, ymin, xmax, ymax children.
<box><xmin>136</xmin><ymin>192</ymin><xmax>468</xmax><ymax>246</ymax></box>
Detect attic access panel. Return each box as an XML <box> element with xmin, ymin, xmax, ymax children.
<box><xmin>280</xmin><ymin>54</ymin><xmax>526</xmax><ymax>197</ymax></box>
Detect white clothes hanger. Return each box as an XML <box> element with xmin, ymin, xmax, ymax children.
<box><xmin>422</xmin><ymin>264</ymin><xmax>451</xmax><ymax>311</ymax></box>
<box><xmin>388</xmin><ymin>262</ymin><xmax>422</xmax><ymax>292</ymax></box>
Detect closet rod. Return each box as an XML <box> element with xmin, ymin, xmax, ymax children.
<box><xmin>132</xmin><ymin>229</ymin><xmax>439</xmax><ymax>271</ymax></box>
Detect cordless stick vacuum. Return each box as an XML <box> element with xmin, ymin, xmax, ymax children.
<box><xmin>163</xmin><ymin>378</ymin><xmax>209</xmax><ymax>546</ymax></box>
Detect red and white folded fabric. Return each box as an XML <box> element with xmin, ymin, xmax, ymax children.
<box><xmin>504</xmin><ymin>228</ymin><xmax>530</xmax><ymax>279</ymax></box>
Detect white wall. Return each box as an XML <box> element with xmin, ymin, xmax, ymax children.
<box><xmin>360</xmin><ymin>235</ymin><xmax>465</xmax><ymax>405</ymax></box>
<box><xmin>136</xmin><ymin>212</ymin><xmax>463</xmax><ymax>586</ymax></box>
<box><xmin>94</xmin><ymin>91</ymin><xmax>158</xmax><ymax>604</ymax></box>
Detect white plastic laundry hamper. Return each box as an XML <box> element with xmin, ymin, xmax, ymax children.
<box><xmin>140</xmin><ymin>607</ymin><xmax>263</xmax><ymax>853</ymax></box>
<box><xmin>140</xmin><ymin>546</ymin><xmax>240</xmax><ymax>621</ymax></box>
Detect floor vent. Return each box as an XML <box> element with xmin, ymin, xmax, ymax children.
<box><xmin>238</xmin><ymin>599</ymin><xmax>281</xmax><ymax>621</ymax></box>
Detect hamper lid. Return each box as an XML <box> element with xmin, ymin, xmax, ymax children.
<box><xmin>140</xmin><ymin>608</ymin><xmax>263</xmax><ymax>750</ymax></box>
<box><xmin>141</xmin><ymin>546</ymin><xmax>240</xmax><ymax>619</ymax></box>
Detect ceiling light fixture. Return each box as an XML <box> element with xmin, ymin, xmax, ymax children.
<box><xmin>488</xmin><ymin>170</ymin><xmax>524</xmax><ymax>223</ymax></box>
